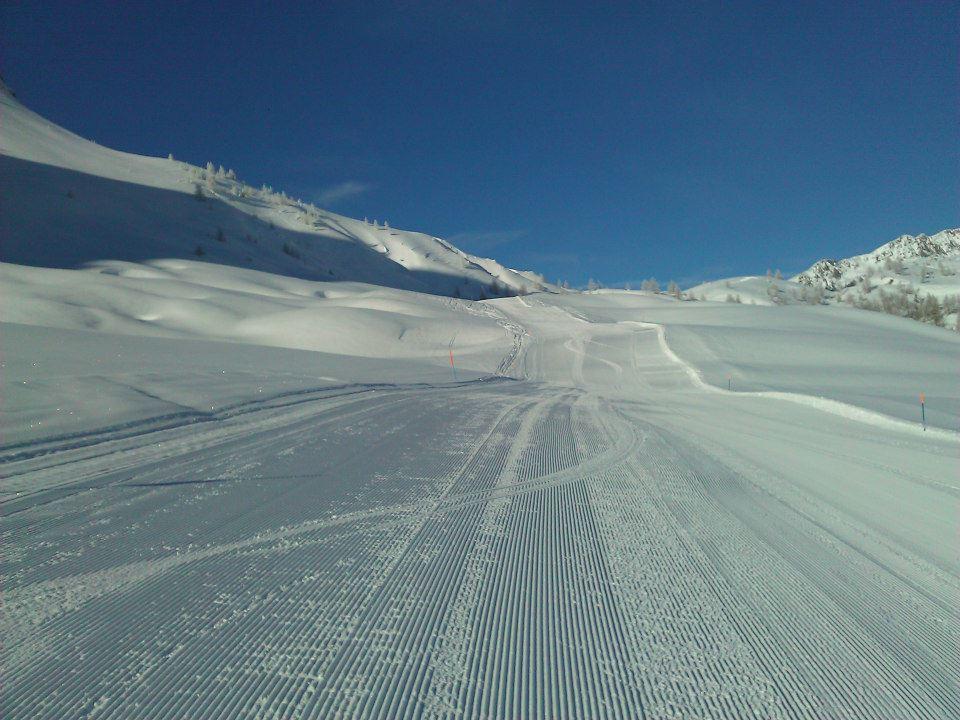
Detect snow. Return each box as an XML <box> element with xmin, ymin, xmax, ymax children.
<box><xmin>3</xmin><ymin>87</ymin><xmax>959</xmax><ymax>719</ymax></box>
<box><xmin>4</xmin><ymin>290</ymin><xmax>957</xmax><ymax>719</ymax></box>
<box><xmin>0</xmin><ymin>86</ymin><xmax>553</xmax><ymax>299</ymax></box>
<box><xmin>0</xmin><ymin>261</ymin><xmax>520</xmax><ymax>449</ymax></box>
<box><xmin>686</xmin><ymin>274</ymin><xmax>800</xmax><ymax>305</ymax></box>
<box><xmin>555</xmin><ymin>291</ymin><xmax>960</xmax><ymax>431</ymax></box>
<box><xmin>689</xmin><ymin>229</ymin><xmax>960</xmax><ymax>328</ymax></box>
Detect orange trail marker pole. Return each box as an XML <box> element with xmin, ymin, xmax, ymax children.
<box><xmin>920</xmin><ymin>393</ymin><xmax>926</xmax><ymax>431</ymax></box>
<box><xmin>449</xmin><ymin>348</ymin><xmax>456</xmax><ymax>382</ymax></box>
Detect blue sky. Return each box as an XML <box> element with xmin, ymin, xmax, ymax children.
<box><xmin>3</xmin><ymin>1</ymin><xmax>957</xmax><ymax>286</ymax></box>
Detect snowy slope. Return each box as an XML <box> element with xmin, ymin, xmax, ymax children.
<box><xmin>684</xmin><ymin>275</ymin><xmax>802</xmax><ymax>305</ymax></box>
<box><xmin>4</xmin><ymin>290</ymin><xmax>957</xmax><ymax>719</ymax></box>
<box><xmin>0</xmin><ymin>83</ymin><xmax>552</xmax><ymax>299</ymax></box>
<box><xmin>0</xmin><ymin>259</ymin><xmax>523</xmax><ymax>448</ymax></box>
<box><xmin>687</xmin><ymin>229</ymin><xmax>960</xmax><ymax>328</ymax></box>
<box><xmin>4</xmin><ymin>80</ymin><xmax>959</xmax><ymax>720</ymax></box>
<box><xmin>792</xmin><ymin>228</ymin><xmax>960</xmax><ymax>326</ymax></box>
<box><xmin>794</xmin><ymin>228</ymin><xmax>960</xmax><ymax>296</ymax></box>
<box><xmin>552</xmin><ymin>290</ymin><xmax>960</xmax><ymax>431</ymax></box>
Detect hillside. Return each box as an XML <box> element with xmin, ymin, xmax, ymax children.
<box><xmin>4</xmin><ymin>86</ymin><xmax>959</xmax><ymax>720</ymax></box>
<box><xmin>0</xmin><ymin>83</ymin><xmax>551</xmax><ymax>300</ymax></box>
<box><xmin>688</xmin><ymin>229</ymin><xmax>960</xmax><ymax>329</ymax></box>
<box><xmin>794</xmin><ymin>229</ymin><xmax>960</xmax><ymax>294</ymax></box>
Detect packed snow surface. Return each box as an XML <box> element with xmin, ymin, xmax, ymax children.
<box><xmin>3</xmin><ymin>285</ymin><xmax>957</xmax><ymax>719</ymax></box>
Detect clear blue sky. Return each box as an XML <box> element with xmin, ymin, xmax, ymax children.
<box><xmin>3</xmin><ymin>1</ymin><xmax>957</xmax><ymax>286</ymax></box>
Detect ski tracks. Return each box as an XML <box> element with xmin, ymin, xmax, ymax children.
<box><xmin>4</xmin><ymin>374</ymin><xmax>958</xmax><ymax>718</ymax></box>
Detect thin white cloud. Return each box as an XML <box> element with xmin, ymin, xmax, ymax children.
<box><xmin>315</xmin><ymin>181</ymin><xmax>372</xmax><ymax>207</ymax></box>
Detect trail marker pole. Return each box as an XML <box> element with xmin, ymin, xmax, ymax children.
<box><xmin>727</xmin><ymin>375</ymin><xmax>731</xmax><ymax>391</ymax></box>
<box><xmin>449</xmin><ymin>348</ymin><xmax>457</xmax><ymax>382</ymax></box>
<box><xmin>920</xmin><ymin>392</ymin><xmax>926</xmax><ymax>431</ymax></box>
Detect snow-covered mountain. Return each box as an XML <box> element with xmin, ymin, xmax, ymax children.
<box><xmin>0</xmin><ymin>82</ymin><xmax>552</xmax><ymax>299</ymax></box>
<box><xmin>791</xmin><ymin>229</ymin><xmax>960</xmax><ymax>327</ymax></box>
<box><xmin>688</xmin><ymin>229</ymin><xmax>960</xmax><ymax>329</ymax></box>
<box><xmin>793</xmin><ymin>228</ymin><xmax>959</xmax><ymax>295</ymax></box>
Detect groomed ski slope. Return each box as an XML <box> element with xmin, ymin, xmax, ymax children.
<box><xmin>2</xmin><ymin>293</ymin><xmax>958</xmax><ymax>719</ymax></box>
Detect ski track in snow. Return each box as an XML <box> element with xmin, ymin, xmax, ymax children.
<box><xmin>3</xmin><ymin>297</ymin><xmax>958</xmax><ymax>719</ymax></box>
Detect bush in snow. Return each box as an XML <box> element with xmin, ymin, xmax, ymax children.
<box><xmin>282</xmin><ymin>242</ymin><xmax>301</xmax><ymax>259</ymax></box>
<box><xmin>884</xmin><ymin>257</ymin><xmax>905</xmax><ymax>274</ymax></box>
<box><xmin>800</xmin><ymin>284</ymin><xmax>824</xmax><ymax>305</ymax></box>
<box><xmin>194</xmin><ymin>244</ymin><xmax>205</xmax><ymax>256</ymax></box>
<box><xmin>853</xmin><ymin>287</ymin><xmax>948</xmax><ymax>328</ymax></box>
<box><xmin>920</xmin><ymin>294</ymin><xmax>943</xmax><ymax>326</ymax></box>
<box><xmin>941</xmin><ymin>293</ymin><xmax>959</xmax><ymax>317</ymax></box>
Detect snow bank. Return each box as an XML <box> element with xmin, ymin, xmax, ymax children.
<box><xmin>1</xmin><ymin>260</ymin><xmax>516</xmax><ymax>447</ymax></box>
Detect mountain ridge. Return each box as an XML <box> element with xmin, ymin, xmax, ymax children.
<box><xmin>0</xmin><ymin>88</ymin><xmax>553</xmax><ymax>300</ymax></box>
<box><xmin>793</xmin><ymin>228</ymin><xmax>959</xmax><ymax>291</ymax></box>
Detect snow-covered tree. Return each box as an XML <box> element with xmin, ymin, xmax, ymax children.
<box><xmin>920</xmin><ymin>294</ymin><xmax>943</xmax><ymax>326</ymax></box>
<box><xmin>667</xmin><ymin>281</ymin><xmax>681</xmax><ymax>299</ymax></box>
<box><xmin>640</xmin><ymin>278</ymin><xmax>660</xmax><ymax>293</ymax></box>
